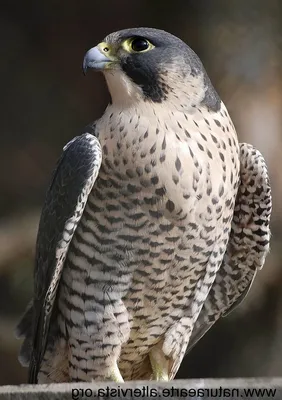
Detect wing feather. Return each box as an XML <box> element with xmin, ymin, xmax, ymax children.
<box><xmin>186</xmin><ymin>143</ymin><xmax>272</xmax><ymax>354</ymax></box>
<box><xmin>16</xmin><ymin>130</ymin><xmax>102</xmax><ymax>382</ymax></box>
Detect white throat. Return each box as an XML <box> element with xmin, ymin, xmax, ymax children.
<box><xmin>103</xmin><ymin>70</ymin><xmax>144</xmax><ymax>107</ymax></box>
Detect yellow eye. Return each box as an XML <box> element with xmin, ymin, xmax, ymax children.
<box><xmin>122</xmin><ymin>37</ymin><xmax>155</xmax><ymax>53</ymax></box>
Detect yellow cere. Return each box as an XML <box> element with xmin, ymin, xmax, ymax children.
<box><xmin>96</xmin><ymin>42</ymin><xmax>118</xmax><ymax>69</ymax></box>
<box><xmin>98</xmin><ymin>42</ymin><xmax>117</xmax><ymax>59</ymax></box>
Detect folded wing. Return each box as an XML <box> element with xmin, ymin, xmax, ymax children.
<box><xmin>186</xmin><ymin>143</ymin><xmax>272</xmax><ymax>353</ymax></box>
<box><xmin>15</xmin><ymin>131</ymin><xmax>102</xmax><ymax>383</ymax></box>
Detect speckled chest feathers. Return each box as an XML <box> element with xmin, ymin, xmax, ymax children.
<box><xmin>40</xmin><ymin>98</ymin><xmax>241</xmax><ymax>383</ymax></box>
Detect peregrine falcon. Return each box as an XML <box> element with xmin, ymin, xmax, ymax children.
<box><xmin>16</xmin><ymin>27</ymin><xmax>272</xmax><ymax>383</ymax></box>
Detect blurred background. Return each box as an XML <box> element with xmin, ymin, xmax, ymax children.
<box><xmin>1</xmin><ymin>0</ymin><xmax>282</xmax><ymax>385</ymax></box>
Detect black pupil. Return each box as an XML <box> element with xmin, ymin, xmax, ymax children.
<box><xmin>131</xmin><ymin>38</ymin><xmax>149</xmax><ymax>52</ymax></box>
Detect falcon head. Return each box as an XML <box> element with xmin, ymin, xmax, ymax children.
<box><xmin>83</xmin><ymin>27</ymin><xmax>220</xmax><ymax>110</ymax></box>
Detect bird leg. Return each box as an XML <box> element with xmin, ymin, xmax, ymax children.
<box><xmin>109</xmin><ymin>363</ymin><xmax>124</xmax><ymax>382</ymax></box>
<box><xmin>149</xmin><ymin>346</ymin><xmax>170</xmax><ymax>381</ymax></box>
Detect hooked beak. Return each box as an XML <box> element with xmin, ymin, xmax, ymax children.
<box><xmin>83</xmin><ymin>43</ymin><xmax>116</xmax><ymax>75</ymax></box>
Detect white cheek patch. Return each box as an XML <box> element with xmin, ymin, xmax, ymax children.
<box><xmin>104</xmin><ymin>66</ymin><xmax>207</xmax><ymax>112</ymax></box>
<box><xmin>104</xmin><ymin>70</ymin><xmax>144</xmax><ymax>105</ymax></box>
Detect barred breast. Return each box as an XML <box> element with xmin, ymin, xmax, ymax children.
<box><xmin>55</xmin><ymin>101</ymin><xmax>240</xmax><ymax>381</ymax></box>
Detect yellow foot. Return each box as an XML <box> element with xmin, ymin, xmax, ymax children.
<box><xmin>109</xmin><ymin>364</ymin><xmax>124</xmax><ymax>382</ymax></box>
<box><xmin>149</xmin><ymin>347</ymin><xmax>170</xmax><ymax>381</ymax></box>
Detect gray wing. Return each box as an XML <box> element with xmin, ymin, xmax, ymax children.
<box><xmin>186</xmin><ymin>143</ymin><xmax>272</xmax><ymax>353</ymax></box>
<box><xmin>15</xmin><ymin>130</ymin><xmax>102</xmax><ymax>383</ymax></box>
